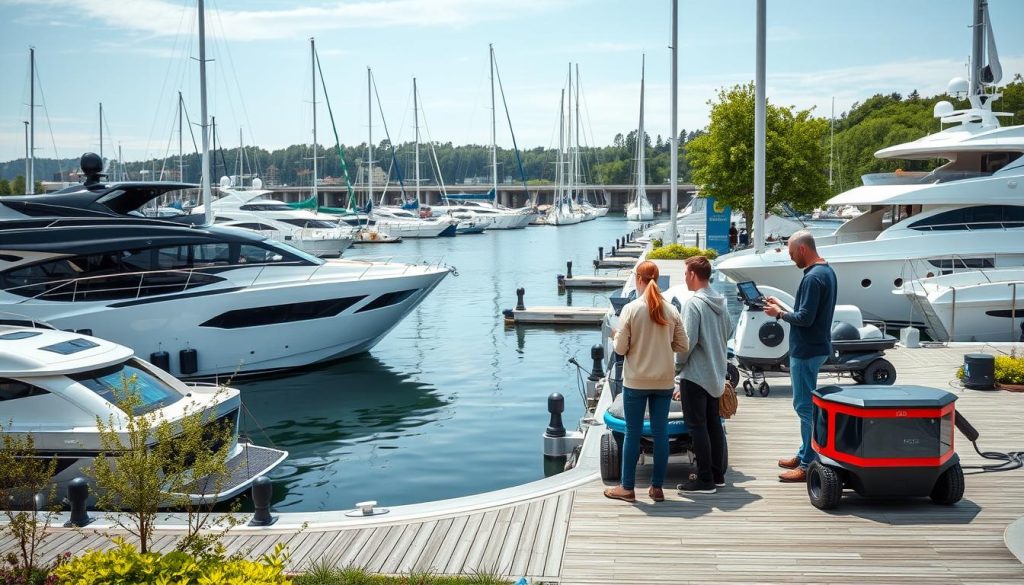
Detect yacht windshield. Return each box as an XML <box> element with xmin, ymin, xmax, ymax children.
<box><xmin>261</xmin><ymin>239</ymin><xmax>324</xmax><ymax>265</ymax></box>
<box><xmin>277</xmin><ymin>218</ymin><xmax>342</xmax><ymax>229</ymax></box>
<box><xmin>70</xmin><ymin>358</ymin><xmax>183</xmax><ymax>415</ymax></box>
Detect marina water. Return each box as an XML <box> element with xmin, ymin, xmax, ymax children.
<box><xmin>238</xmin><ymin>216</ymin><xmax>646</xmax><ymax>512</ymax></box>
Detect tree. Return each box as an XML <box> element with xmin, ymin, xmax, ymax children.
<box><xmin>686</xmin><ymin>83</ymin><xmax>829</xmax><ymax>238</ymax></box>
<box><xmin>11</xmin><ymin>175</ymin><xmax>25</xmax><ymax>195</ymax></box>
<box><xmin>0</xmin><ymin>179</ymin><xmax>10</xmax><ymax>195</ymax></box>
<box><xmin>88</xmin><ymin>377</ymin><xmax>236</xmax><ymax>554</ymax></box>
<box><xmin>0</xmin><ymin>424</ymin><xmax>59</xmax><ymax>583</ymax></box>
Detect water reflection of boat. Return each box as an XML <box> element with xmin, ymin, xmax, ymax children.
<box><xmin>235</xmin><ymin>355</ymin><xmax>448</xmax><ymax>509</ymax></box>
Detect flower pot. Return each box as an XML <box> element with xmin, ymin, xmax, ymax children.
<box><xmin>996</xmin><ymin>382</ymin><xmax>1024</xmax><ymax>392</ymax></box>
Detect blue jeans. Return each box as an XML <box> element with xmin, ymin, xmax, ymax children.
<box><xmin>790</xmin><ymin>354</ymin><xmax>828</xmax><ymax>469</ymax></box>
<box><xmin>620</xmin><ymin>387</ymin><xmax>672</xmax><ymax>490</ymax></box>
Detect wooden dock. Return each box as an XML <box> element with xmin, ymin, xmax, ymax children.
<box><xmin>504</xmin><ymin>306</ymin><xmax>607</xmax><ymax>326</ymax></box>
<box><xmin>594</xmin><ymin>257</ymin><xmax>637</xmax><ymax>269</ymax></box>
<box><xmin>559</xmin><ymin>275</ymin><xmax>628</xmax><ymax>289</ymax></box>
<box><xmin>15</xmin><ymin>345</ymin><xmax>1024</xmax><ymax>583</ymax></box>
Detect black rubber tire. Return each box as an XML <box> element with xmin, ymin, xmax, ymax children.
<box><xmin>600</xmin><ymin>432</ymin><xmax>621</xmax><ymax>482</ymax></box>
<box><xmin>727</xmin><ymin>363</ymin><xmax>740</xmax><ymax>387</ymax></box>
<box><xmin>807</xmin><ymin>461</ymin><xmax>843</xmax><ymax>510</ymax></box>
<box><xmin>851</xmin><ymin>371</ymin><xmax>864</xmax><ymax>384</ymax></box>
<box><xmin>743</xmin><ymin>380</ymin><xmax>754</xmax><ymax>397</ymax></box>
<box><xmin>930</xmin><ymin>463</ymin><xmax>965</xmax><ymax>505</ymax></box>
<box><xmin>758</xmin><ymin>381</ymin><xmax>770</xmax><ymax>397</ymax></box>
<box><xmin>863</xmin><ymin>359</ymin><xmax>897</xmax><ymax>385</ymax></box>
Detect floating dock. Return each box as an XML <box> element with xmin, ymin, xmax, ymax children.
<box><xmin>558</xmin><ymin>275</ymin><xmax>628</xmax><ymax>289</ymax></box>
<box><xmin>503</xmin><ymin>306</ymin><xmax>607</xmax><ymax>326</ymax></box>
<box><xmin>611</xmin><ymin>246</ymin><xmax>644</xmax><ymax>258</ymax></box>
<box><xmin>593</xmin><ymin>257</ymin><xmax>636</xmax><ymax>269</ymax></box>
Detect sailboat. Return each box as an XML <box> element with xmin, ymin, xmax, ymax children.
<box><xmin>430</xmin><ymin>44</ymin><xmax>534</xmax><ymax>229</ymax></box>
<box><xmin>545</xmin><ymin>71</ymin><xmax>584</xmax><ymax>226</ymax></box>
<box><xmin>625</xmin><ymin>56</ymin><xmax>655</xmax><ymax>222</ymax></box>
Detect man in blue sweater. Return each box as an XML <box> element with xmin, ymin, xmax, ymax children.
<box><xmin>764</xmin><ymin>230</ymin><xmax>837</xmax><ymax>483</ymax></box>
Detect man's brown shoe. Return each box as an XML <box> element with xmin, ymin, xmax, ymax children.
<box><xmin>603</xmin><ymin>486</ymin><xmax>636</xmax><ymax>502</ymax></box>
<box><xmin>648</xmin><ymin>487</ymin><xmax>665</xmax><ymax>502</ymax></box>
<box><xmin>779</xmin><ymin>467</ymin><xmax>807</xmax><ymax>483</ymax></box>
<box><xmin>778</xmin><ymin>456</ymin><xmax>800</xmax><ymax>469</ymax></box>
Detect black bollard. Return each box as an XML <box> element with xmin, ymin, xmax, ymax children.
<box><xmin>598</xmin><ymin>246</ymin><xmax>604</xmax><ymax>261</ymax></box>
<box><xmin>515</xmin><ymin>287</ymin><xmax>526</xmax><ymax>311</ymax></box>
<box><xmin>566</xmin><ymin>261</ymin><xmax>573</xmax><ymax>280</ymax></box>
<box><xmin>546</xmin><ymin>393</ymin><xmax>566</xmax><ymax>438</ymax></box>
<box><xmin>556</xmin><ymin>274</ymin><xmax>565</xmax><ymax>289</ymax></box>
<box><xmin>249</xmin><ymin>476</ymin><xmax>277</xmax><ymax>526</ymax></box>
<box><xmin>65</xmin><ymin>477</ymin><xmax>92</xmax><ymax>528</ymax></box>
<box><xmin>611</xmin><ymin>246</ymin><xmax>616</xmax><ymax>257</ymax></box>
<box><xmin>589</xmin><ymin>344</ymin><xmax>605</xmax><ymax>382</ymax></box>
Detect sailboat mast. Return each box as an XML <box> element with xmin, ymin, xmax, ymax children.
<box><xmin>118</xmin><ymin>144</ymin><xmax>123</xmax><ymax>181</ymax></box>
<box><xmin>178</xmin><ymin>91</ymin><xmax>184</xmax><ymax>182</ymax></box>
<box><xmin>829</xmin><ymin>96</ymin><xmax>835</xmax><ymax>188</ymax></box>
<box><xmin>310</xmin><ymin>38</ymin><xmax>319</xmax><ymax>206</ymax></box>
<box><xmin>414</xmin><ymin>77</ymin><xmax>420</xmax><ymax>206</ymax></box>
<box><xmin>23</xmin><ymin>122</ymin><xmax>29</xmax><ymax>190</ymax></box>
<box><xmin>238</xmin><ymin>127</ymin><xmax>243</xmax><ymax>185</ymax></box>
<box><xmin>970</xmin><ymin>0</ymin><xmax>985</xmax><ymax>97</ymax></box>
<box><xmin>489</xmin><ymin>44</ymin><xmax>498</xmax><ymax>206</ymax></box>
<box><xmin>637</xmin><ymin>55</ymin><xmax>646</xmax><ymax>200</ymax></box>
<box><xmin>575</xmin><ymin>63</ymin><xmax>582</xmax><ymax>204</ymax></box>
<box><xmin>557</xmin><ymin>88</ymin><xmax>564</xmax><ymax>211</ymax></box>
<box><xmin>198</xmin><ymin>0</ymin><xmax>212</xmax><ymax>225</ymax></box>
<box><xmin>367</xmin><ymin>67</ymin><xmax>373</xmax><ymax>207</ymax></box>
<box><xmin>28</xmin><ymin>47</ymin><xmax>35</xmax><ymax>195</ymax></box>
<box><xmin>567</xmin><ymin>63</ymin><xmax>573</xmax><ymax>208</ymax></box>
<box><xmin>99</xmin><ymin>102</ymin><xmax>103</xmax><ymax>167</ymax></box>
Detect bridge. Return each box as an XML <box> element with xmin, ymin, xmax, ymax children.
<box><xmin>264</xmin><ymin>183</ymin><xmax>699</xmax><ymax>212</ymax></box>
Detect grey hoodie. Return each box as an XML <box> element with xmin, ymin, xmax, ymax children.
<box><xmin>676</xmin><ymin>286</ymin><xmax>731</xmax><ymax>398</ymax></box>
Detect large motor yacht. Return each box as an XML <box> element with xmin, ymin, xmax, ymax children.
<box><xmin>0</xmin><ymin>217</ymin><xmax>451</xmax><ymax>378</ymax></box>
<box><xmin>0</xmin><ymin>323</ymin><xmax>287</xmax><ymax>505</ymax></box>
<box><xmin>194</xmin><ymin>179</ymin><xmax>355</xmax><ymax>258</ymax></box>
<box><xmin>716</xmin><ymin>6</ymin><xmax>1023</xmax><ymax>328</ymax></box>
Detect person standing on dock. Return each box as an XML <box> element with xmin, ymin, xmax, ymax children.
<box><xmin>728</xmin><ymin>222</ymin><xmax>738</xmax><ymax>250</ymax></box>
<box><xmin>673</xmin><ymin>256</ymin><xmax>730</xmax><ymax>494</ymax></box>
<box><xmin>763</xmin><ymin>230</ymin><xmax>837</xmax><ymax>483</ymax></box>
<box><xmin>605</xmin><ymin>261</ymin><xmax>688</xmax><ymax>503</ymax></box>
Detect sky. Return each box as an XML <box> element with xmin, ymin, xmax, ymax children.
<box><xmin>1</xmin><ymin>0</ymin><xmax>1022</xmax><ymax>165</ymax></box>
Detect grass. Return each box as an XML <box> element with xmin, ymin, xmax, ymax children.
<box><xmin>294</xmin><ymin>559</ymin><xmax>513</xmax><ymax>585</ymax></box>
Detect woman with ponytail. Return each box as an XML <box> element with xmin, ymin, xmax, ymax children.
<box><xmin>605</xmin><ymin>260</ymin><xmax>688</xmax><ymax>503</ymax></box>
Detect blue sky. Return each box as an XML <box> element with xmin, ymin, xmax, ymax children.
<box><xmin>1</xmin><ymin>0</ymin><xmax>1022</xmax><ymax>164</ymax></box>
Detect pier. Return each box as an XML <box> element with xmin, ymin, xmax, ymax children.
<box><xmin>22</xmin><ymin>344</ymin><xmax>1024</xmax><ymax>583</ymax></box>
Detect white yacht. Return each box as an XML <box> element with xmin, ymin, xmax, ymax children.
<box><xmin>643</xmin><ymin>197</ymin><xmax>806</xmax><ymax>246</ymax></box>
<box><xmin>895</xmin><ymin>267</ymin><xmax>1024</xmax><ymax>342</ymax></box>
<box><xmin>370</xmin><ymin>205</ymin><xmax>457</xmax><ymax>238</ymax></box>
<box><xmin>625</xmin><ymin>56</ymin><xmax>655</xmax><ymax>222</ymax></box>
<box><xmin>194</xmin><ymin>179</ymin><xmax>355</xmax><ymax>258</ymax></box>
<box><xmin>428</xmin><ymin>199</ymin><xmax>533</xmax><ymax>229</ymax></box>
<box><xmin>716</xmin><ymin>6</ymin><xmax>1023</xmax><ymax>328</ymax></box>
<box><xmin>0</xmin><ymin>323</ymin><xmax>287</xmax><ymax>505</ymax></box>
<box><xmin>0</xmin><ymin>216</ymin><xmax>451</xmax><ymax>378</ymax></box>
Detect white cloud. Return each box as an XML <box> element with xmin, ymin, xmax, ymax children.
<box><xmin>7</xmin><ymin>0</ymin><xmax>573</xmax><ymax>41</ymax></box>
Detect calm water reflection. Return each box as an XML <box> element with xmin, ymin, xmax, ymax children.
<box><xmin>238</xmin><ymin>216</ymin><xmax>647</xmax><ymax>511</ymax></box>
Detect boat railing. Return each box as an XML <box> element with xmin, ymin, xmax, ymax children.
<box><xmin>910</xmin><ymin>219</ymin><xmax>1024</xmax><ymax>232</ymax></box>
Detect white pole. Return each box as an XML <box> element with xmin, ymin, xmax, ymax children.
<box><xmin>23</xmin><ymin>121</ymin><xmax>29</xmax><ymax>190</ymax></box>
<box><xmin>28</xmin><ymin>47</ymin><xmax>35</xmax><ymax>195</ymax></box>
<box><xmin>414</xmin><ymin>77</ymin><xmax>420</xmax><ymax>206</ymax></box>
<box><xmin>638</xmin><ymin>55</ymin><xmax>646</xmax><ymax>204</ymax></box>
<box><xmin>829</xmin><ymin>96</ymin><xmax>834</xmax><ymax>188</ymax></box>
<box><xmin>970</xmin><ymin>0</ymin><xmax>984</xmax><ymax>96</ymax></box>
<box><xmin>557</xmin><ymin>88</ymin><xmax>564</xmax><ymax>211</ymax></box>
<box><xmin>198</xmin><ymin>0</ymin><xmax>212</xmax><ymax>225</ymax></box>
<box><xmin>99</xmin><ymin>102</ymin><xmax>104</xmax><ymax>169</ymax></box>
<box><xmin>311</xmin><ymin>38</ymin><xmax>319</xmax><ymax>207</ymax></box>
<box><xmin>367</xmin><ymin>67</ymin><xmax>373</xmax><ymax>207</ymax></box>
<box><xmin>118</xmin><ymin>143</ymin><xmax>123</xmax><ymax>181</ymax></box>
<box><xmin>668</xmin><ymin>0</ymin><xmax>679</xmax><ymax>244</ymax></box>
<box><xmin>178</xmin><ymin>92</ymin><xmax>184</xmax><ymax>182</ymax></box>
<box><xmin>490</xmin><ymin>44</ymin><xmax>498</xmax><ymax>206</ymax></box>
<box><xmin>753</xmin><ymin>0</ymin><xmax>766</xmax><ymax>254</ymax></box>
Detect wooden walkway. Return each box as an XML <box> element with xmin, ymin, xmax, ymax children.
<box><xmin>561</xmin><ymin>345</ymin><xmax>1024</xmax><ymax>584</ymax></box>
<box><xmin>11</xmin><ymin>345</ymin><xmax>1024</xmax><ymax>583</ymax></box>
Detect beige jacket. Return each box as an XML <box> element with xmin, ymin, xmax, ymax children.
<box><xmin>613</xmin><ymin>297</ymin><xmax>689</xmax><ymax>390</ymax></box>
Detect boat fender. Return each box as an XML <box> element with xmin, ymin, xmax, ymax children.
<box><xmin>150</xmin><ymin>351</ymin><xmax>170</xmax><ymax>372</ymax></box>
<box><xmin>180</xmin><ymin>348</ymin><xmax>198</xmax><ymax>376</ymax></box>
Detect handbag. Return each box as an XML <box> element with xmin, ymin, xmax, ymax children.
<box><xmin>719</xmin><ymin>380</ymin><xmax>738</xmax><ymax>419</ymax></box>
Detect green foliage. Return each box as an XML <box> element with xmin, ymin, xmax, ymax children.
<box><xmin>0</xmin><ymin>422</ymin><xmax>60</xmax><ymax>582</ymax></box>
<box><xmin>87</xmin><ymin>376</ymin><xmax>236</xmax><ymax>553</ymax></box>
<box><xmin>293</xmin><ymin>560</ymin><xmax>511</xmax><ymax>584</ymax></box>
<box><xmin>995</xmin><ymin>353</ymin><xmax>1024</xmax><ymax>385</ymax></box>
<box><xmin>53</xmin><ymin>538</ymin><xmax>291</xmax><ymax>585</ymax></box>
<box><xmin>645</xmin><ymin>245</ymin><xmax>718</xmax><ymax>261</ymax></box>
<box><xmin>0</xmin><ymin>178</ymin><xmax>11</xmax><ymax>195</ymax></box>
<box><xmin>650</xmin><ymin>238</ymin><xmax>663</xmax><ymax>249</ymax></box>
<box><xmin>11</xmin><ymin>175</ymin><xmax>26</xmax><ymax>194</ymax></box>
<box><xmin>686</xmin><ymin>83</ymin><xmax>830</xmax><ymax>236</ymax></box>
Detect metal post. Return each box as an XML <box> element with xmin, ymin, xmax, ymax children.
<box><xmin>1011</xmin><ymin>282</ymin><xmax>1018</xmax><ymax>341</ymax></box>
<box><xmin>950</xmin><ymin>287</ymin><xmax>957</xmax><ymax>343</ymax></box>
<box><xmin>198</xmin><ymin>0</ymin><xmax>212</xmax><ymax>225</ymax></box>
<box><xmin>28</xmin><ymin>47</ymin><xmax>35</xmax><ymax>194</ymax></box>
<box><xmin>23</xmin><ymin>121</ymin><xmax>29</xmax><ymax>189</ymax></box>
<box><xmin>753</xmin><ymin>0</ymin><xmax>766</xmax><ymax>253</ymax></box>
<box><xmin>667</xmin><ymin>0</ymin><xmax>679</xmax><ymax>244</ymax></box>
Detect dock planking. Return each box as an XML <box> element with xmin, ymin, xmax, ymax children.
<box><xmin>13</xmin><ymin>345</ymin><xmax>1024</xmax><ymax>583</ymax></box>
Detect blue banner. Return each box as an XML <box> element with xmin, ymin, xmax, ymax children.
<box><xmin>705</xmin><ymin>197</ymin><xmax>732</xmax><ymax>255</ymax></box>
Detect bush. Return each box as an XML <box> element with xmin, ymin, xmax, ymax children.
<box><xmin>995</xmin><ymin>353</ymin><xmax>1024</xmax><ymax>384</ymax></box>
<box><xmin>53</xmin><ymin>539</ymin><xmax>291</xmax><ymax>585</ymax></box>
<box><xmin>650</xmin><ymin>238</ymin><xmax>663</xmax><ymax>249</ymax></box>
<box><xmin>645</xmin><ymin>244</ymin><xmax>718</xmax><ymax>261</ymax></box>
<box><xmin>294</xmin><ymin>562</ymin><xmax>511</xmax><ymax>584</ymax></box>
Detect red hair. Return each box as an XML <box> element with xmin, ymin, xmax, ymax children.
<box><xmin>636</xmin><ymin>260</ymin><xmax>668</xmax><ymax>326</ymax></box>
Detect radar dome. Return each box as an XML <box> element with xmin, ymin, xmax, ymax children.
<box><xmin>933</xmin><ymin>100</ymin><xmax>955</xmax><ymax>118</ymax></box>
<box><xmin>946</xmin><ymin>76</ymin><xmax>969</xmax><ymax>97</ymax></box>
<box><xmin>252</xmin><ymin>177</ymin><xmax>263</xmax><ymax>189</ymax></box>
<box><xmin>80</xmin><ymin>152</ymin><xmax>103</xmax><ymax>175</ymax></box>
<box><xmin>219</xmin><ymin>176</ymin><xmax>232</xmax><ymax>188</ymax></box>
